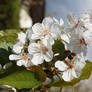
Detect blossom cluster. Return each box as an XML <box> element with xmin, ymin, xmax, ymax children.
<box><xmin>9</xmin><ymin>12</ymin><xmax>92</xmax><ymax>81</ymax></box>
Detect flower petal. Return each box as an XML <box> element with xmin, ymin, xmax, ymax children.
<box><xmin>31</xmin><ymin>34</ymin><xmax>42</xmax><ymax>40</ymax></box>
<box><xmin>42</xmin><ymin>17</ymin><xmax>55</xmax><ymax>29</ymax></box>
<box><xmin>13</xmin><ymin>42</ymin><xmax>24</xmax><ymax>54</ymax></box>
<box><xmin>28</xmin><ymin>43</ymin><xmax>40</xmax><ymax>54</ymax></box>
<box><xmin>62</xmin><ymin>69</ymin><xmax>74</xmax><ymax>81</ymax></box>
<box><xmin>9</xmin><ymin>54</ymin><xmax>21</xmax><ymax>60</ymax></box>
<box><xmin>72</xmin><ymin>68</ymin><xmax>78</xmax><ymax>78</ymax></box>
<box><xmin>50</xmin><ymin>23</ymin><xmax>61</xmax><ymax>39</ymax></box>
<box><xmin>31</xmin><ymin>53</ymin><xmax>44</xmax><ymax>65</ymax></box>
<box><xmin>74</xmin><ymin>61</ymin><xmax>85</xmax><ymax>77</ymax></box>
<box><xmin>67</xmin><ymin>13</ymin><xmax>77</xmax><ymax>26</ymax></box>
<box><xmin>55</xmin><ymin>61</ymin><xmax>68</xmax><ymax>71</ymax></box>
<box><xmin>60</xmin><ymin>18</ymin><xmax>64</xmax><ymax>26</ymax></box>
<box><xmin>17</xmin><ymin>60</ymin><xmax>24</xmax><ymax>66</ymax></box>
<box><xmin>32</xmin><ymin>23</ymin><xmax>43</xmax><ymax>35</ymax></box>
<box><xmin>44</xmin><ymin>50</ymin><xmax>53</xmax><ymax>62</ymax></box>
<box><xmin>26</xmin><ymin>28</ymin><xmax>34</xmax><ymax>42</ymax></box>
<box><xmin>18</xmin><ymin>32</ymin><xmax>26</xmax><ymax>44</ymax></box>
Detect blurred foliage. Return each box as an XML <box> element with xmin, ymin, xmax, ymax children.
<box><xmin>0</xmin><ymin>0</ymin><xmax>20</xmax><ymax>29</ymax></box>
<box><xmin>0</xmin><ymin>29</ymin><xmax>20</xmax><ymax>65</ymax></box>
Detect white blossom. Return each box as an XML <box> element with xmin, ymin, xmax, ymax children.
<box><xmin>67</xmin><ymin>13</ymin><xmax>78</xmax><ymax>27</ymax></box>
<box><xmin>31</xmin><ymin>17</ymin><xmax>62</xmax><ymax>45</ymax></box>
<box><xmin>55</xmin><ymin>54</ymin><xmax>86</xmax><ymax>81</ymax></box>
<box><xmin>19</xmin><ymin>9</ymin><xmax>32</xmax><ymax>29</ymax></box>
<box><xmin>67</xmin><ymin>29</ymin><xmax>88</xmax><ymax>56</ymax></box>
<box><xmin>80</xmin><ymin>12</ymin><xmax>92</xmax><ymax>24</ymax></box>
<box><xmin>9</xmin><ymin>53</ymin><xmax>33</xmax><ymax>67</ymax></box>
<box><xmin>66</xmin><ymin>13</ymin><xmax>84</xmax><ymax>35</ymax></box>
<box><xmin>26</xmin><ymin>28</ymin><xmax>35</xmax><ymax>43</ymax></box>
<box><xmin>28</xmin><ymin>39</ymin><xmax>53</xmax><ymax>65</ymax></box>
<box><xmin>13</xmin><ymin>32</ymin><xmax>26</xmax><ymax>54</ymax></box>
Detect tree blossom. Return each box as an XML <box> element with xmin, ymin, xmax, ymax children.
<box><xmin>31</xmin><ymin>17</ymin><xmax>62</xmax><ymax>45</ymax></box>
<box><xmin>67</xmin><ymin>29</ymin><xmax>88</xmax><ymax>56</ymax></box>
<box><xmin>55</xmin><ymin>54</ymin><xmax>86</xmax><ymax>81</ymax></box>
<box><xmin>26</xmin><ymin>28</ymin><xmax>35</xmax><ymax>43</ymax></box>
<box><xmin>80</xmin><ymin>12</ymin><xmax>92</xmax><ymax>24</ymax></box>
<box><xmin>66</xmin><ymin>13</ymin><xmax>85</xmax><ymax>35</ymax></box>
<box><xmin>19</xmin><ymin>9</ymin><xmax>32</xmax><ymax>29</ymax></box>
<box><xmin>9</xmin><ymin>53</ymin><xmax>33</xmax><ymax>67</ymax></box>
<box><xmin>28</xmin><ymin>39</ymin><xmax>53</xmax><ymax>65</ymax></box>
<box><xmin>13</xmin><ymin>32</ymin><xmax>26</xmax><ymax>54</ymax></box>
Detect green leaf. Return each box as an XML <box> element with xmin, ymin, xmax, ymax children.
<box><xmin>0</xmin><ymin>29</ymin><xmax>20</xmax><ymax>65</ymax></box>
<box><xmin>28</xmin><ymin>66</ymin><xmax>46</xmax><ymax>82</ymax></box>
<box><xmin>0</xmin><ymin>66</ymin><xmax>42</xmax><ymax>89</ymax></box>
<box><xmin>51</xmin><ymin>60</ymin><xmax>92</xmax><ymax>88</ymax></box>
<box><xmin>52</xmin><ymin>39</ymin><xmax>65</xmax><ymax>55</ymax></box>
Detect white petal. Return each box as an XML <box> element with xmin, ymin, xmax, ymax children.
<box><xmin>60</xmin><ymin>18</ymin><xmax>64</xmax><ymax>26</ymax></box>
<box><xmin>55</xmin><ymin>61</ymin><xmax>68</xmax><ymax>71</ymax></box>
<box><xmin>28</xmin><ymin>43</ymin><xmax>40</xmax><ymax>54</ymax></box>
<box><xmin>26</xmin><ymin>28</ymin><xmax>33</xmax><ymax>41</ymax></box>
<box><xmin>18</xmin><ymin>32</ymin><xmax>26</xmax><ymax>44</ymax></box>
<box><xmin>17</xmin><ymin>60</ymin><xmax>24</xmax><ymax>66</ymax></box>
<box><xmin>67</xmin><ymin>13</ymin><xmax>77</xmax><ymax>26</ymax></box>
<box><xmin>72</xmin><ymin>69</ymin><xmax>78</xmax><ymax>78</ymax></box>
<box><xmin>32</xmin><ymin>23</ymin><xmax>43</xmax><ymax>35</ymax></box>
<box><xmin>31</xmin><ymin>34</ymin><xmax>41</xmax><ymax>39</ymax></box>
<box><xmin>42</xmin><ymin>17</ymin><xmax>55</xmax><ymax>29</ymax></box>
<box><xmin>51</xmin><ymin>24</ymin><xmax>61</xmax><ymax>38</ymax></box>
<box><xmin>44</xmin><ymin>50</ymin><xmax>53</xmax><ymax>62</ymax></box>
<box><xmin>68</xmin><ymin>34</ymin><xmax>87</xmax><ymax>56</ymax></box>
<box><xmin>62</xmin><ymin>69</ymin><xmax>74</xmax><ymax>81</ymax></box>
<box><xmin>53</xmin><ymin>17</ymin><xmax>59</xmax><ymax>24</ymax></box>
<box><xmin>41</xmin><ymin>37</ymin><xmax>52</xmax><ymax>47</ymax></box>
<box><xmin>42</xmin><ymin>36</ymin><xmax>54</xmax><ymax>46</ymax></box>
<box><xmin>24</xmin><ymin>60</ymin><xmax>33</xmax><ymax>67</ymax></box>
<box><xmin>13</xmin><ymin>42</ymin><xmax>23</xmax><ymax>54</ymax></box>
<box><xmin>9</xmin><ymin>54</ymin><xmax>21</xmax><ymax>60</ymax></box>
<box><xmin>61</xmin><ymin>34</ymin><xmax>70</xmax><ymax>44</ymax></box>
<box><xmin>83</xmin><ymin>31</ymin><xmax>92</xmax><ymax>46</ymax></box>
<box><xmin>31</xmin><ymin>53</ymin><xmax>44</xmax><ymax>65</ymax></box>
<box><xmin>74</xmin><ymin>61</ymin><xmax>85</xmax><ymax>77</ymax></box>
<box><xmin>19</xmin><ymin>9</ymin><xmax>32</xmax><ymax>28</ymax></box>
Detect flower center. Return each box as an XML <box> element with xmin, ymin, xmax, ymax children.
<box><xmin>74</xmin><ymin>21</ymin><xmax>80</xmax><ymax>28</ymax></box>
<box><xmin>40</xmin><ymin>47</ymin><xmax>48</xmax><ymax>54</ymax></box>
<box><xmin>43</xmin><ymin>29</ymin><xmax>50</xmax><ymax>36</ymax></box>
<box><xmin>69</xmin><ymin>64</ymin><xmax>74</xmax><ymax>69</ymax></box>
<box><xmin>22</xmin><ymin>54</ymin><xmax>29</xmax><ymax>61</ymax></box>
<box><xmin>64</xmin><ymin>59</ymin><xmax>74</xmax><ymax>69</ymax></box>
<box><xmin>80</xmin><ymin>38</ymin><xmax>87</xmax><ymax>46</ymax></box>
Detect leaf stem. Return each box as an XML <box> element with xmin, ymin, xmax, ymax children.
<box><xmin>56</xmin><ymin>74</ymin><xmax>62</xmax><ymax>81</ymax></box>
<box><xmin>72</xmin><ymin>87</ymin><xmax>75</xmax><ymax>92</ymax></box>
<box><xmin>59</xmin><ymin>88</ymin><xmax>62</xmax><ymax>92</ymax></box>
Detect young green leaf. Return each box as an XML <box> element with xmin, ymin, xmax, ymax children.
<box><xmin>52</xmin><ymin>39</ymin><xmax>65</xmax><ymax>55</ymax></box>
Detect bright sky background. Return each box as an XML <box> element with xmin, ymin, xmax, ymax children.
<box><xmin>46</xmin><ymin>0</ymin><xmax>92</xmax><ymax>61</ymax></box>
